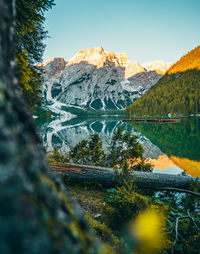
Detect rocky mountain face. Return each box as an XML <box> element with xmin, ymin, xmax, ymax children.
<box><xmin>40</xmin><ymin>47</ymin><xmax>171</xmax><ymax>113</ymax></box>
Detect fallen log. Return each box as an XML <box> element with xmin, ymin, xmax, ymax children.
<box><xmin>50</xmin><ymin>163</ymin><xmax>200</xmax><ymax>192</ymax></box>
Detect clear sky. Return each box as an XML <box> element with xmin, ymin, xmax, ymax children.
<box><xmin>43</xmin><ymin>0</ymin><xmax>200</xmax><ymax>64</ymax></box>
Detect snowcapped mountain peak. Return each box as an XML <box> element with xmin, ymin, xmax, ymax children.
<box><xmin>68</xmin><ymin>46</ymin><xmax>108</xmax><ymax>67</ymax></box>
<box><xmin>67</xmin><ymin>47</ymin><xmax>145</xmax><ymax>78</ymax></box>
<box><xmin>142</xmin><ymin>60</ymin><xmax>173</xmax><ymax>74</ymax></box>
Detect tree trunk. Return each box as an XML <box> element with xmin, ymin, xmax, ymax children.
<box><xmin>0</xmin><ymin>1</ymin><xmax>100</xmax><ymax>253</ymax></box>
<box><xmin>51</xmin><ymin>163</ymin><xmax>200</xmax><ymax>191</ymax></box>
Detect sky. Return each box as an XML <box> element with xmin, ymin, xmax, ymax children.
<box><xmin>43</xmin><ymin>0</ymin><xmax>200</xmax><ymax>64</ymax></box>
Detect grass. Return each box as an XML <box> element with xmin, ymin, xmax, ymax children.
<box><xmin>64</xmin><ymin>181</ymin><xmax>125</xmax><ymax>253</ymax></box>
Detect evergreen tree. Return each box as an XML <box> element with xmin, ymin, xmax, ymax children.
<box><xmin>16</xmin><ymin>0</ymin><xmax>55</xmax><ymax>109</ymax></box>
<box><xmin>48</xmin><ymin>128</ymin><xmax>151</xmax><ymax>171</ymax></box>
<box><xmin>68</xmin><ymin>134</ymin><xmax>106</xmax><ymax>166</ymax></box>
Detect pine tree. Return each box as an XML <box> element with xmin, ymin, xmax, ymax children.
<box><xmin>16</xmin><ymin>0</ymin><xmax>55</xmax><ymax>109</ymax></box>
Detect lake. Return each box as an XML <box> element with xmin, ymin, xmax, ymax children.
<box><xmin>36</xmin><ymin>116</ymin><xmax>200</xmax><ymax>177</ymax></box>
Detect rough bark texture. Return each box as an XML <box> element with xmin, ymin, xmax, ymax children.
<box><xmin>51</xmin><ymin>163</ymin><xmax>200</xmax><ymax>190</ymax></box>
<box><xmin>0</xmin><ymin>1</ymin><xmax>100</xmax><ymax>253</ymax></box>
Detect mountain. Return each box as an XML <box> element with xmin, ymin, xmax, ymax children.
<box><xmin>167</xmin><ymin>46</ymin><xmax>200</xmax><ymax>74</ymax></box>
<box><xmin>142</xmin><ymin>60</ymin><xmax>172</xmax><ymax>75</ymax></box>
<box><xmin>39</xmin><ymin>47</ymin><xmax>171</xmax><ymax>113</ymax></box>
<box><xmin>126</xmin><ymin>46</ymin><xmax>200</xmax><ymax>116</ymax></box>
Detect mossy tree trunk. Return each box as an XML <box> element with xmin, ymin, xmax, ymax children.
<box><xmin>0</xmin><ymin>1</ymin><xmax>100</xmax><ymax>253</ymax></box>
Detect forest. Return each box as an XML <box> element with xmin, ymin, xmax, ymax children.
<box><xmin>126</xmin><ymin>47</ymin><xmax>200</xmax><ymax>116</ymax></box>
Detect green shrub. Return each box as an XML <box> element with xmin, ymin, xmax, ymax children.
<box><xmin>48</xmin><ymin>147</ymin><xmax>69</xmax><ymax>163</ymax></box>
<box><xmin>102</xmin><ymin>186</ymin><xmax>149</xmax><ymax>232</ymax></box>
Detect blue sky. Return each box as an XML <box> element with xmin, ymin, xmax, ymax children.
<box><xmin>43</xmin><ymin>0</ymin><xmax>200</xmax><ymax>63</ymax></box>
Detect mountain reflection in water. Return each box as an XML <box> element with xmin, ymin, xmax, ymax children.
<box><xmin>36</xmin><ymin>116</ymin><xmax>200</xmax><ymax>177</ymax></box>
<box><xmin>147</xmin><ymin>155</ymin><xmax>177</xmax><ymax>170</ymax></box>
<box><xmin>130</xmin><ymin>117</ymin><xmax>200</xmax><ymax>177</ymax></box>
<box><xmin>170</xmin><ymin>157</ymin><xmax>200</xmax><ymax>177</ymax></box>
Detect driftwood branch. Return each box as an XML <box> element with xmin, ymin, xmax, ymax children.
<box><xmin>171</xmin><ymin>209</ymin><xmax>200</xmax><ymax>254</ymax></box>
<box><xmin>171</xmin><ymin>215</ymin><xmax>188</xmax><ymax>254</ymax></box>
<box><xmin>50</xmin><ymin>163</ymin><xmax>200</xmax><ymax>194</ymax></box>
<box><xmin>152</xmin><ymin>187</ymin><xmax>200</xmax><ymax>197</ymax></box>
<box><xmin>187</xmin><ymin>209</ymin><xmax>200</xmax><ymax>231</ymax></box>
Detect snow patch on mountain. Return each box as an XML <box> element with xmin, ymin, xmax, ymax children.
<box><xmin>142</xmin><ymin>60</ymin><xmax>173</xmax><ymax>75</ymax></box>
